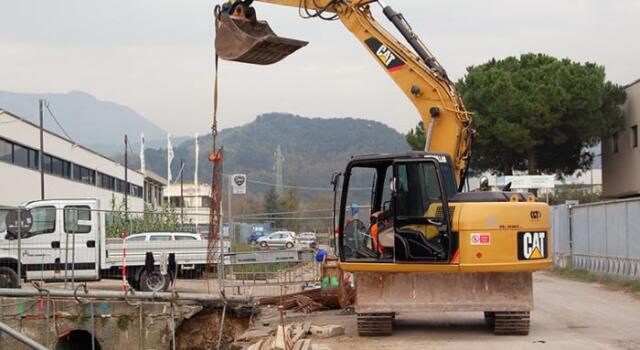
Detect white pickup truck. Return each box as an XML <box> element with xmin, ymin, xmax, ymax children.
<box><xmin>0</xmin><ymin>199</ymin><xmax>228</xmax><ymax>291</ymax></box>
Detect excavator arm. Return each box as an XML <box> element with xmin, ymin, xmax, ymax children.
<box><xmin>215</xmin><ymin>0</ymin><xmax>473</xmax><ymax>187</ymax></box>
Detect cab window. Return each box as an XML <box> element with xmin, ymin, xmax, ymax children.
<box><xmin>29</xmin><ymin>206</ymin><xmax>56</xmax><ymax>235</ymax></box>
<box><xmin>395</xmin><ymin>161</ymin><xmax>443</xmax><ymax>220</ymax></box>
<box><xmin>64</xmin><ymin>205</ymin><xmax>92</xmax><ymax>233</ymax></box>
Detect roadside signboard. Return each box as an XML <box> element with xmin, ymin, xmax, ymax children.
<box><xmin>504</xmin><ymin>175</ymin><xmax>555</xmax><ymax>189</ymax></box>
<box><xmin>232</xmin><ymin>174</ymin><xmax>247</xmax><ymax>194</ymax></box>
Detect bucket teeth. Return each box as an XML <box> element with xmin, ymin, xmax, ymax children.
<box><xmin>215</xmin><ymin>15</ymin><xmax>308</xmax><ymax>65</ymax></box>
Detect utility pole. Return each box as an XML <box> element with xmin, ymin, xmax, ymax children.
<box><xmin>275</xmin><ymin>145</ymin><xmax>284</xmax><ymax>195</ymax></box>
<box><xmin>227</xmin><ymin>175</ymin><xmax>232</xmax><ymax>243</ymax></box>
<box><xmin>39</xmin><ymin>99</ymin><xmax>45</xmax><ymax>200</ymax></box>
<box><xmin>180</xmin><ymin>159</ymin><xmax>184</xmax><ymax>228</ymax></box>
<box><xmin>124</xmin><ymin>135</ymin><xmax>128</xmax><ymax>216</ymax></box>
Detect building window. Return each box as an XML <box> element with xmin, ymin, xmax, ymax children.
<box><xmin>42</xmin><ymin>154</ymin><xmax>53</xmax><ymax>173</ymax></box>
<box><xmin>81</xmin><ymin>167</ymin><xmax>95</xmax><ymax>185</ymax></box>
<box><xmin>170</xmin><ymin>197</ymin><xmax>183</xmax><ymax>208</ymax></box>
<box><xmin>28</xmin><ymin>149</ymin><xmax>39</xmax><ymax>170</ymax></box>
<box><xmin>613</xmin><ymin>132</ymin><xmax>620</xmax><ymax>153</ymax></box>
<box><xmin>632</xmin><ymin>125</ymin><xmax>638</xmax><ymax>148</ymax></box>
<box><xmin>0</xmin><ymin>138</ymin><xmax>12</xmax><ymax>163</ymax></box>
<box><xmin>12</xmin><ymin>144</ymin><xmax>29</xmax><ymax>167</ymax></box>
<box><xmin>52</xmin><ymin>157</ymin><xmax>64</xmax><ymax>176</ymax></box>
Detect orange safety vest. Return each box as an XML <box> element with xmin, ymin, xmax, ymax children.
<box><xmin>371</xmin><ymin>222</ymin><xmax>385</xmax><ymax>254</ymax></box>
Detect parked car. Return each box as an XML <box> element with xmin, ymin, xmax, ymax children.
<box><xmin>248</xmin><ymin>231</ymin><xmax>268</xmax><ymax>245</ymax></box>
<box><xmin>256</xmin><ymin>231</ymin><xmax>296</xmax><ymax>249</ymax></box>
<box><xmin>298</xmin><ymin>232</ymin><xmax>318</xmax><ymax>248</ymax></box>
<box><xmin>125</xmin><ymin>232</ymin><xmax>202</xmax><ymax>242</ymax></box>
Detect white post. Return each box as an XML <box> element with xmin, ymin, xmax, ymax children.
<box><xmin>194</xmin><ymin>133</ymin><xmax>199</xmax><ymax>231</ymax></box>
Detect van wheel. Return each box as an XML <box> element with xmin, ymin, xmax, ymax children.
<box><xmin>285</xmin><ymin>242</ymin><xmax>294</xmax><ymax>249</ymax></box>
<box><xmin>0</xmin><ymin>267</ymin><xmax>19</xmax><ymax>288</ymax></box>
<box><xmin>139</xmin><ymin>268</ymin><xmax>170</xmax><ymax>292</ymax></box>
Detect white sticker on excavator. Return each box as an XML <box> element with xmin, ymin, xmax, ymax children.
<box><xmin>426</xmin><ymin>155</ymin><xmax>447</xmax><ymax>163</ymax></box>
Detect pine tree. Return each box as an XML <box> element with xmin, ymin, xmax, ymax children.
<box><xmin>263</xmin><ymin>187</ymin><xmax>280</xmax><ymax>216</ymax></box>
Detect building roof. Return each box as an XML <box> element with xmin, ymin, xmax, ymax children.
<box><xmin>143</xmin><ymin>169</ymin><xmax>167</xmax><ymax>186</ymax></box>
<box><xmin>625</xmin><ymin>78</ymin><xmax>640</xmax><ymax>89</ymax></box>
<box><xmin>0</xmin><ymin>108</ymin><xmax>143</xmax><ymax>176</ymax></box>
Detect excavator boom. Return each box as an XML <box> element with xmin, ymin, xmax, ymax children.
<box><xmin>214</xmin><ymin>0</ymin><xmax>473</xmax><ymax>187</ymax></box>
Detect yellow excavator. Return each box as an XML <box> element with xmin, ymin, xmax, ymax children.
<box><xmin>214</xmin><ymin>0</ymin><xmax>552</xmax><ymax>336</ymax></box>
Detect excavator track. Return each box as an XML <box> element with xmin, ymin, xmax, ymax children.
<box><xmin>487</xmin><ymin>311</ymin><xmax>530</xmax><ymax>335</ymax></box>
<box><xmin>357</xmin><ymin>313</ymin><xmax>394</xmax><ymax>336</ymax></box>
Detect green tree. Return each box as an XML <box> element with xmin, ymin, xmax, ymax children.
<box><xmin>406</xmin><ymin>121</ymin><xmax>426</xmax><ymax>151</ymax></box>
<box><xmin>278</xmin><ymin>188</ymin><xmax>300</xmax><ymax>230</ymax></box>
<box><xmin>457</xmin><ymin>53</ymin><xmax>626</xmax><ymax>175</ymax></box>
<box><xmin>106</xmin><ymin>195</ymin><xmax>183</xmax><ymax>238</ymax></box>
<box><xmin>263</xmin><ymin>187</ymin><xmax>280</xmax><ymax>215</ymax></box>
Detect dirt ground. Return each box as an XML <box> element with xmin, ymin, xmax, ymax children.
<box><xmin>271</xmin><ymin>272</ymin><xmax>640</xmax><ymax>350</ymax></box>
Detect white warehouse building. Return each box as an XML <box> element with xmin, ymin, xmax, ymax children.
<box><xmin>0</xmin><ymin>109</ymin><xmax>146</xmax><ymax>211</ymax></box>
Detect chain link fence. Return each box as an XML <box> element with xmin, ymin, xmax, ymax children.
<box><xmin>552</xmin><ymin>197</ymin><xmax>640</xmax><ymax>279</ymax></box>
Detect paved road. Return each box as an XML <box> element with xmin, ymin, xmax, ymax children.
<box><xmin>289</xmin><ymin>272</ymin><xmax>640</xmax><ymax>350</ymax></box>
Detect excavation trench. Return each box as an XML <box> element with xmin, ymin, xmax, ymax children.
<box><xmin>175</xmin><ymin>305</ymin><xmax>253</xmax><ymax>350</ymax></box>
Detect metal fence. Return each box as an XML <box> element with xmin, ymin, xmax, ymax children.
<box><xmin>552</xmin><ymin>197</ymin><xmax>640</xmax><ymax>279</ymax></box>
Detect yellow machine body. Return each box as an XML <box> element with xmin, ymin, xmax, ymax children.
<box><xmin>340</xmin><ymin>201</ymin><xmax>552</xmax><ymax>273</ymax></box>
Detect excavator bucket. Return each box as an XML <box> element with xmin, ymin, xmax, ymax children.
<box><xmin>215</xmin><ymin>15</ymin><xmax>308</xmax><ymax>65</ymax></box>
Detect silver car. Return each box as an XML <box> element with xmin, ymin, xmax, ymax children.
<box><xmin>256</xmin><ymin>231</ymin><xmax>296</xmax><ymax>249</ymax></box>
<box><xmin>298</xmin><ymin>232</ymin><xmax>318</xmax><ymax>248</ymax></box>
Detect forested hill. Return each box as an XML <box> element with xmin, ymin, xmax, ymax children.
<box><xmin>135</xmin><ymin>113</ymin><xmax>410</xmax><ymax>194</ymax></box>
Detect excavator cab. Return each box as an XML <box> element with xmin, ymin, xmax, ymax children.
<box><xmin>336</xmin><ymin>152</ymin><xmax>457</xmax><ymax>264</ymax></box>
<box><xmin>215</xmin><ymin>1</ymin><xmax>308</xmax><ymax>65</ymax></box>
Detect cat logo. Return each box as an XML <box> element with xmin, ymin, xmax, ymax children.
<box><xmin>376</xmin><ymin>45</ymin><xmax>397</xmax><ymax>67</ymax></box>
<box><xmin>517</xmin><ymin>231</ymin><xmax>547</xmax><ymax>260</ymax></box>
<box><xmin>364</xmin><ymin>37</ymin><xmax>406</xmax><ymax>72</ymax></box>
<box><xmin>530</xmin><ymin>211</ymin><xmax>542</xmax><ymax>221</ymax></box>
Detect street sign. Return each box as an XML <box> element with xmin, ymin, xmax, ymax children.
<box><xmin>504</xmin><ymin>175</ymin><xmax>555</xmax><ymax>189</ymax></box>
<box><xmin>232</xmin><ymin>174</ymin><xmax>247</xmax><ymax>194</ymax></box>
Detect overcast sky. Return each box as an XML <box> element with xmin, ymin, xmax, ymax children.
<box><xmin>1</xmin><ymin>0</ymin><xmax>639</xmax><ymax>136</ymax></box>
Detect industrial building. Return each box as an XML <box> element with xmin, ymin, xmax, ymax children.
<box><xmin>602</xmin><ymin>79</ymin><xmax>640</xmax><ymax>198</ymax></box>
<box><xmin>164</xmin><ymin>182</ymin><xmax>211</xmax><ymax>233</ymax></box>
<box><xmin>0</xmin><ymin>108</ymin><xmax>158</xmax><ymax>211</ymax></box>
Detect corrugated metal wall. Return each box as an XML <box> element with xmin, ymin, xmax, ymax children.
<box><xmin>552</xmin><ymin>198</ymin><xmax>640</xmax><ymax>279</ymax></box>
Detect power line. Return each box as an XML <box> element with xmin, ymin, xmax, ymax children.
<box><xmin>44</xmin><ymin>102</ymin><xmax>75</xmax><ymax>143</ymax></box>
<box><xmin>234</xmin><ymin>208</ymin><xmax>333</xmax><ymax>218</ymax></box>
<box><xmin>229</xmin><ymin>175</ymin><xmax>371</xmax><ymax>192</ymax></box>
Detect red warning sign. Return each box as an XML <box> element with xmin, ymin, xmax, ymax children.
<box><xmin>470</xmin><ymin>233</ymin><xmax>491</xmax><ymax>246</ymax></box>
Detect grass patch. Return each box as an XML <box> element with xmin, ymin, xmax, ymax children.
<box><xmin>233</xmin><ymin>243</ymin><xmax>258</xmax><ymax>252</ymax></box>
<box><xmin>117</xmin><ymin>315</ymin><xmax>131</xmax><ymax>331</ymax></box>
<box><xmin>551</xmin><ymin>267</ymin><xmax>640</xmax><ymax>294</ymax></box>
